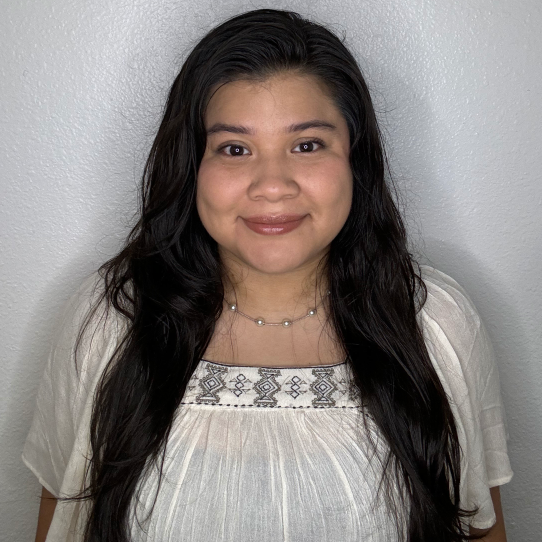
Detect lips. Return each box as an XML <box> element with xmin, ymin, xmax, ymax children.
<box><xmin>243</xmin><ymin>214</ymin><xmax>306</xmax><ymax>224</ymax></box>
<box><xmin>242</xmin><ymin>214</ymin><xmax>307</xmax><ymax>235</ymax></box>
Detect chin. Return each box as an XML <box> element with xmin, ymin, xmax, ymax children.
<box><xmin>247</xmin><ymin>260</ymin><xmax>304</xmax><ymax>275</ymax></box>
<box><xmin>237</xmin><ymin>244</ymin><xmax>322</xmax><ymax>275</ymax></box>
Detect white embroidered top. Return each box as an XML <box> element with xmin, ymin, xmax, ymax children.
<box><xmin>22</xmin><ymin>266</ymin><xmax>513</xmax><ymax>541</ymax></box>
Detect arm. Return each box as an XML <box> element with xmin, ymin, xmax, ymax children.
<box><xmin>35</xmin><ymin>486</ymin><xmax>57</xmax><ymax>542</ymax></box>
<box><xmin>469</xmin><ymin>486</ymin><xmax>507</xmax><ymax>542</ymax></box>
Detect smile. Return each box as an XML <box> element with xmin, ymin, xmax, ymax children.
<box><xmin>241</xmin><ymin>214</ymin><xmax>307</xmax><ymax>235</ymax></box>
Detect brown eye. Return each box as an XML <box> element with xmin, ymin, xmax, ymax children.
<box><xmin>293</xmin><ymin>139</ymin><xmax>325</xmax><ymax>153</ymax></box>
<box><xmin>220</xmin><ymin>144</ymin><xmax>249</xmax><ymax>157</ymax></box>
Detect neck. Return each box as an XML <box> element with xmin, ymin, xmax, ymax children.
<box><xmin>221</xmin><ymin>257</ymin><xmax>329</xmax><ymax>320</ymax></box>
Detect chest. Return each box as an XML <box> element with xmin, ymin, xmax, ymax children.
<box><xmin>203</xmin><ymin>311</ymin><xmax>345</xmax><ymax>367</ymax></box>
<box><xmin>130</xmin><ymin>405</ymin><xmax>403</xmax><ymax>542</ymax></box>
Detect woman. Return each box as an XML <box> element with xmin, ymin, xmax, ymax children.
<box><xmin>23</xmin><ymin>8</ymin><xmax>513</xmax><ymax>542</ymax></box>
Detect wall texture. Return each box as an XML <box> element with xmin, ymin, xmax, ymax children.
<box><xmin>1</xmin><ymin>0</ymin><xmax>540</xmax><ymax>540</ymax></box>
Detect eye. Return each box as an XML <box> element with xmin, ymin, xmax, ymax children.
<box><xmin>293</xmin><ymin>139</ymin><xmax>325</xmax><ymax>153</ymax></box>
<box><xmin>217</xmin><ymin>138</ymin><xmax>326</xmax><ymax>158</ymax></box>
<box><xmin>218</xmin><ymin>144</ymin><xmax>250</xmax><ymax>157</ymax></box>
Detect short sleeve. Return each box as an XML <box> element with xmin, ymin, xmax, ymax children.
<box><xmin>418</xmin><ymin>266</ymin><xmax>513</xmax><ymax>530</ymax></box>
<box><xmin>22</xmin><ymin>271</ymin><xmax>125</xmax><ymax>498</ymax></box>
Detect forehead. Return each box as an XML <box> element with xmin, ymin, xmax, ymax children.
<box><xmin>204</xmin><ymin>73</ymin><xmax>342</xmax><ymax>128</ymax></box>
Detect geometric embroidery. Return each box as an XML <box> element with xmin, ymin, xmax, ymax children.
<box><xmin>253</xmin><ymin>367</ymin><xmax>282</xmax><ymax>407</ymax></box>
<box><xmin>350</xmin><ymin>383</ymin><xmax>359</xmax><ymax>403</ymax></box>
<box><xmin>196</xmin><ymin>363</ymin><xmax>228</xmax><ymax>404</ymax></box>
<box><xmin>345</xmin><ymin>377</ymin><xmax>359</xmax><ymax>403</ymax></box>
<box><xmin>335</xmin><ymin>375</ymin><xmax>352</xmax><ymax>400</ymax></box>
<box><xmin>284</xmin><ymin>375</ymin><xmax>307</xmax><ymax>399</ymax></box>
<box><xmin>228</xmin><ymin>373</ymin><xmax>252</xmax><ymax>397</ymax></box>
<box><xmin>310</xmin><ymin>367</ymin><xmax>337</xmax><ymax>407</ymax></box>
<box><xmin>183</xmin><ymin>360</ymin><xmax>359</xmax><ymax>409</ymax></box>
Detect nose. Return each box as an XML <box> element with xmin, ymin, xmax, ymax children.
<box><xmin>247</xmin><ymin>155</ymin><xmax>300</xmax><ymax>202</ymax></box>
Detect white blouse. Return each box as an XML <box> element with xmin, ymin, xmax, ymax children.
<box><xmin>22</xmin><ymin>266</ymin><xmax>513</xmax><ymax>541</ymax></box>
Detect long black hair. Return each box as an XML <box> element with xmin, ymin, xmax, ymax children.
<box><xmin>75</xmin><ymin>8</ymin><xmax>479</xmax><ymax>541</ymax></box>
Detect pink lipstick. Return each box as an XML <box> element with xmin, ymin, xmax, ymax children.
<box><xmin>242</xmin><ymin>214</ymin><xmax>307</xmax><ymax>235</ymax></box>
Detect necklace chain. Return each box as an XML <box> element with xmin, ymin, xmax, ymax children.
<box><xmin>224</xmin><ymin>291</ymin><xmax>330</xmax><ymax>328</ymax></box>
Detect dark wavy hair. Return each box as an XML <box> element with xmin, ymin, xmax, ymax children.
<box><xmin>74</xmin><ymin>8</ymin><xmax>481</xmax><ymax>541</ymax></box>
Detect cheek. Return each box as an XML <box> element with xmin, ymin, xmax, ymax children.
<box><xmin>196</xmin><ymin>164</ymin><xmax>224</xmax><ymax>234</ymax></box>
<box><xmin>312</xmin><ymin>162</ymin><xmax>353</xmax><ymax>219</ymax></box>
<box><xmin>196</xmin><ymin>162</ymin><xmax>243</xmax><ymax>218</ymax></box>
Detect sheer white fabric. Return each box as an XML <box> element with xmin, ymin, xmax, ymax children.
<box><xmin>22</xmin><ymin>266</ymin><xmax>513</xmax><ymax>541</ymax></box>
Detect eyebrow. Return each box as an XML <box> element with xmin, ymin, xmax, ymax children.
<box><xmin>206</xmin><ymin>120</ymin><xmax>337</xmax><ymax>136</ymax></box>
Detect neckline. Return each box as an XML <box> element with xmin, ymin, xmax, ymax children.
<box><xmin>199</xmin><ymin>358</ymin><xmax>348</xmax><ymax>370</ymax></box>
<box><xmin>185</xmin><ymin>357</ymin><xmax>357</xmax><ymax>409</ymax></box>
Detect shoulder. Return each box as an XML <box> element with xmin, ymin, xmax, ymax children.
<box><xmin>416</xmin><ymin>268</ymin><xmax>514</xmax><ymax>522</ymax></box>
<box><xmin>418</xmin><ymin>265</ymin><xmax>482</xmax><ymax>331</ymax></box>
<box><xmin>62</xmin><ymin>269</ymin><xmax>129</xmax><ymax>342</ymax></box>
<box><xmin>417</xmin><ymin>265</ymin><xmax>490</xmax><ymax>370</ymax></box>
<box><xmin>22</xmin><ymin>270</ymin><xmax>130</xmax><ymax>496</ymax></box>
<box><xmin>48</xmin><ymin>270</ymin><xmax>129</xmax><ymax>396</ymax></box>
<box><xmin>417</xmin><ymin>265</ymin><xmax>499</xmax><ymax>405</ymax></box>
<box><xmin>417</xmin><ymin>265</ymin><xmax>487</xmax><ymax>378</ymax></box>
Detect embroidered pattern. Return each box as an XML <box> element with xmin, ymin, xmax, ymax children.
<box><xmin>195</xmin><ymin>363</ymin><xmax>228</xmax><ymax>404</ymax></box>
<box><xmin>229</xmin><ymin>373</ymin><xmax>252</xmax><ymax>397</ymax></box>
<box><xmin>253</xmin><ymin>368</ymin><xmax>282</xmax><ymax>407</ymax></box>
<box><xmin>183</xmin><ymin>360</ymin><xmax>359</xmax><ymax>409</ymax></box>
<box><xmin>310</xmin><ymin>367</ymin><xmax>338</xmax><ymax>407</ymax></box>
<box><xmin>284</xmin><ymin>375</ymin><xmax>307</xmax><ymax>399</ymax></box>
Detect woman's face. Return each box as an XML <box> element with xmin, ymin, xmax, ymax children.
<box><xmin>196</xmin><ymin>72</ymin><xmax>353</xmax><ymax>276</ymax></box>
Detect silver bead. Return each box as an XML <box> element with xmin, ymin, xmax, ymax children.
<box><xmin>255</xmin><ymin>318</ymin><xmax>265</xmax><ymax>326</ymax></box>
<box><xmin>229</xmin><ymin>304</ymin><xmax>237</xmax><ymax>311</ymax></box>
<box><xmin>307</xmin><ymin>308</ymin><xmax>317</xmax><ymax>316</ymax></box>
<box><xmin>282</xmin><ymin>319</ymin><xmax>292</xmax><ymax>327</ymax></box>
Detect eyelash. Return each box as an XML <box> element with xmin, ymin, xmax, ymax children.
<box><xmin>217</xmin><ymin>138</ymin><xmax>326</xmax><ymax>157</ymax></box>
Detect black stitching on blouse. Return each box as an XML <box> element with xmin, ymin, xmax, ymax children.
<box><xmin>179</xmin><ymin>401</ymin><xmax>361</xmax><ymax>409</ymax></box>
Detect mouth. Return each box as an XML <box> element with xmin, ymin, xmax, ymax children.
<box><xmin>243</xmin><ymin>214</ymin><xmax>306</xmax><ymax>224</ymax></box>
<box><xmin>241</xmin><ymin>214</ymin><xmax>307</xmax><ymax>235</ymax></box>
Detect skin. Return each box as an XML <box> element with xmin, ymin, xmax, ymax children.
<box><xmin>470</xmin><ymin>486</ymin><xmax>508</xmax><ymax>541</ymax></box>
<box><xmin>34</xmin><ymin>71</ymin><xmax>508</xmax><ymax>541</ymax></box>
<box><xmin>34</xmin><ymin>487</ymin><xmax>56</xmax><ymax>542</ymax></box>
<box><xmin>197</xmin><ymin>72</ymin><xmax>353</xmax><ymax>366</ymax></box>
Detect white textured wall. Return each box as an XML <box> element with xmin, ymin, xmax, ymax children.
<box><xmin>1</xmin><ymin>1</ymin><xmax>540</xmax><ymax>539</ymax></box>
